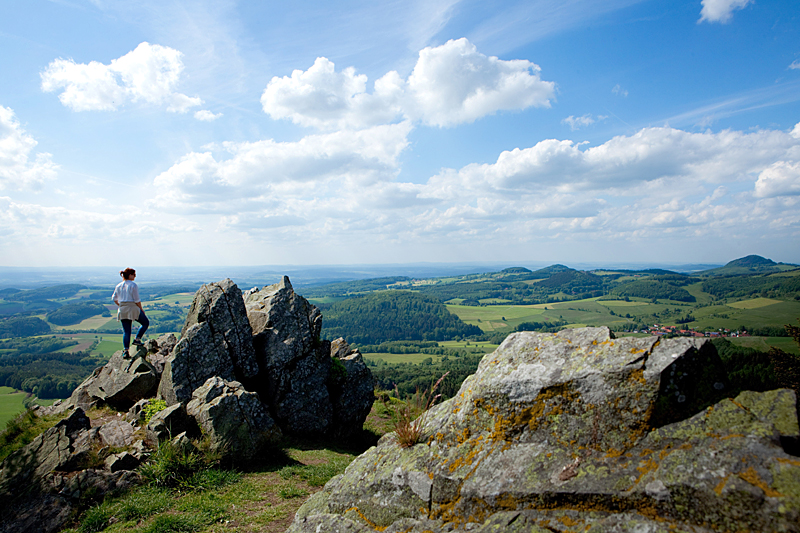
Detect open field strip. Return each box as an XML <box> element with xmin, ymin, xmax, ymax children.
<box><xmin>727</xmin><ymin>298</ymin><xmax>782</xmax><ymax>309</ymax></box>
<box><xmin>362</xmin><ymin>352</ymin><xmax>445</xmax><ymax>365</ymax></box>
<box><xmin>0</xmin><ymin>387</ymin><xmax>28</xmax><ymax>429</ymax></box>
<box><xmin>729</xmin><ymin>336</ymin><xmax>800</xmax><ymax>355</ymax></box>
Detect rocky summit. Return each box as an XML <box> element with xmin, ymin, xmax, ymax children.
<box><xmin>0</xmin><ymin>276</ymin><xmax>375</xmax><ymax>533</ymax></box>
<box><xmin>289</xmin><ymin>327</ymin><xmax>800</xmax><ymax>533</ymax></box>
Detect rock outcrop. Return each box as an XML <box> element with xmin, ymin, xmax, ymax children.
<box><xmin>1</xmin><ymin>275</ymin><xmax>376</xmax><ymax>532</ymax></box>
<box><xmin>288</xmin><ymin>327</ymin><xmax>800</xmax><ymax>533</ymax></box>
<box><xmin>159</xmin><ymin>279</ymin><xmax>259</xmax><ymax>405</ymax></box>
<box><xmin>0</xmin><ymin>408</ymin><xmax>142</xmax><ymax>533</ymax></box>
<box><xmin>186</xmin><ymin>377</ymin><xmax>282</xmax><ymax>459</ymax></box>
<box><xmin>245</xmin><ymin>276</ymin><xmax>333</xmax><ymax>435</ymax></box>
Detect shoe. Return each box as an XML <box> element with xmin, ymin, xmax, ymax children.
<box><xmin>132</xmin><ymin>338</ymin><xmax>144</xmax><ymax>346</ymax></box>
<box><xmin>122</xmin><ymin>349</ymin><xmax>130</xmax><ymax>358</ymax></box>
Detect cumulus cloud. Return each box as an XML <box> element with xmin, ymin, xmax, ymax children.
<box><xmin>699</xmin><ymin>0</ymin><xmax>752</xmax><ymax>24</ymax></box>
<box><xmin>194</xmin><ymin>110</ymin><xmax>223</xmax><ymax>121</ymax></box>
<box><xmin>261</xmin><ymin>38</ymin><xmax>555</xmax><ymax>130</ymax></box>
<box><xmin>41</xmin><ymin>42</ymin><xmax>202</xmax><ymax>113</ymax></box>
<box><xmin>754</xmin><ymin>161</ymin><xmax>800</xmax><ymax>198</ymax></box>
<box><xmin>151</xmin><ymin>121</ymin><xmax>412</xmax><ymax>213</ymax></box>
<box><xmin>148</xmin><ymin>117</ymin><xmax>800</xmax><ymax>252</ymax></box>
<box><xmin>0</xmin><ymin>106</ymin><xmax>58</xmax><ymax>191</ymax></box>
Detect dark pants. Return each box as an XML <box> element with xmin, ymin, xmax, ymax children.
<box><xmin>121</xmin><ymin>310</ymin><xmax>149</xmax><ymax>349</ymax></box>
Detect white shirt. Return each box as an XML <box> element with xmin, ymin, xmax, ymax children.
<box><xmin>112</xmin><ymin>280</ymin><xmax>140</xmax><ymax>303</ymax></box>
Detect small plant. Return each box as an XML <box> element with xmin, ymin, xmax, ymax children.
<box><xmin>143</xmin><ymin>399</ymin><xmax>168</xmax><ymax>425</ymax></box>
<box><xmin>278</xmin><ymin>485</ymin><xmax>308</xmax><ymax>499</ymax></box>
<box><xmin>140</xmin><ymin>440</ymin><xmax>205</xmax><ymax>488</ymax></box>
<box><xmin>389</xmin><ymin>372</ymin><xmax>449</xmax><ymax>448</ymax></box>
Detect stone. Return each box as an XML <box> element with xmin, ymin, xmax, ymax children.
<box><xmin>0</xmin><ymin>408</ymin><xmax>91</xmax><ymax>494</ymax></box>
<box><xmin>147</xmin><ymin>333</ymin><xmax>177</xmax><ymax>375</ymax></box>
<box><xmin>245</xmin><ymin>276</ymin><xmax>333</xmax><ymax>435</ymax></box>
<box><xmin>287</xmin><ymin>328</ymin><xmax>800</xmax><ymax>533</ymax></box>
<box><xmin>186</xmin><ymin>377</ymin><xmax>281</xmax><ymax>460</ymax></box>
<box><xmin>158</xmin><ymin>279</ymin><xmax>258</xmax><ymax>405</ymax></box>
<box><xmin>145</xmin><ymin>403</ymin><xmax>198</xmax><ymax>445</ymax></box>
<box><xmin>85</xmin><ymin>348</ymin><xmax>159</xmax><ymax>410</ymax></box>
<box><xmin>104</xmin><ymin>452</ymin><xmax>140</xmax><ymax>472</ymax></box>
<box><xmin>97</xmin><ymin>419</ymin><xmax>135</xmax><ymax>448</ymax></box>
<box><xmin>125</xmin><ymin>398</ymin><xmax>152</xmax><ymax>425</ymax></box>
<box><xmin>328</xmin><ymin>339</ymin><xmax>375</xmax><ymax>438</ymax></box>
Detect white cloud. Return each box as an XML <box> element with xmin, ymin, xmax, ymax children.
<box><xmin>194</xmin><ymin>110</ymin><xmax>223</xmax><ymax>121</ymax></box>
<box><xmin>754</xmin><ymin>161</ymin><xmax>800</xmax><ymax>198</ymax></box>
<box><xmin>148</xmin><ymin>118</ymin><xmax>800</xmax><ymax>254</ymax></box>
<box><xmin>790</xmin><ymin>60</ymin><xmax>800</xmax><ymax>71</ymax></box>
<box><xmin>151</xmin><ymin>121</ymin><xmax>413</xmax><ymax>213</ymax></box>
<box><xmin>41</xmin><ymin>42</ymin><xmax>202</xmax><ymax>113</ymax></box>
<box><xmin>0</xmin><ymin>106</ymin><xmax>58</xmax><ymax>191</ymax></box>
<box><xmin>562</xmin><ymin>114</ymin><xmax>597</xmax><ymax>130</ymax></box>
<box><xmin>405</xmin><ymin>38</ymin><xmax>555</xmax><ymax>126</ymax></box>
<box><xmin>699</xmin><ymin>0</ymin><xmax>752</xmax><ymax>24</ymax></box>
<box><xmin>260</xmin><ymin>38</ymin><xmax>555</xmax><ymax>130</ymax></box>
<box><xmin>612</xmin><ymin>84</ymin><xmax>628</xmax><ymax>97</ymax></box>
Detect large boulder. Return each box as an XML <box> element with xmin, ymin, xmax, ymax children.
<box><xmin>245</xmin><ymin>277</ymin><xmax>333</xmax><ymax>435</ymax></box>
<box><xmin>186</xmin><ymin>377</ymin><xmax>282</xmax><ymax>460</ymax></box>
<box><xmin>145</xmin><ymin>403</ymin><xmax>199</xmax><ymax>445</ymax></box>
<box><xmin>85</xmin><ymin>347</ymin><xmax>159</xmax><ymax>410</ymax></box>
<box><xmin>288</xmin><ymin>327</ymin><xmax>800</xmax><ymax>533</ymax></box>
<box><xmin>158</xmin><ymin>278</ymin><xmax>259</xmax><ymax>405</ymax></box>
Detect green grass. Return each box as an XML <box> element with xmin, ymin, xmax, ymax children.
<box><xmin>729</xmin><ymin>336</ymin><xmax>800</xmax><ymax>355</ymax></box>
<box><xmin>0</xmin><ymin>388</ymin><xmax>29</xmax><ymax>430</ymax></box>
<box><xmin>65</xmin><ymin>443</ymin><xmax>360</xmax><ymax>533</ymax></box>
<box><xmin>363</xmin><ymin>352</ymin><xmax>444</xmax><ymax>365</ymax></box>
<box><xmin>446</xmin><ymin>304</ymin><xmax>549</xmax><ymax>332</ymax></box>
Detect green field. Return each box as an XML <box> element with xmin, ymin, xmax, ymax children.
<box><xmin>446</xmin><ymin>304</ymin><xmax>549</xmax><ymax>332</ymax></box>
<box><xmin>729</xmin><ymin>336</ymin><xmax>800</xmax><ymax>355</ymax></box>
<box><xmin>0</xmin><ymin>387</ymin><xmax>28</xmax><ymax>430</ymax></box>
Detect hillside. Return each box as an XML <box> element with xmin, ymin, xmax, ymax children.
<box><xmin>321</xmin><ymin>291</ymin><xmax>482</xmax><ymax>343</ymax></box>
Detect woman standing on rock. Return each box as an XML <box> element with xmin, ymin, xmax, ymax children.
<box><xmin>112</xmin><ymin>267</ymin><xmax>150</xmax><ymax>356</ymax></box>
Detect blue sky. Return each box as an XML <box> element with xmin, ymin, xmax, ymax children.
<box><xmin>1</xmin><ymin>0</ymin><xmax>799</xmax><ymax>267</ymax></box>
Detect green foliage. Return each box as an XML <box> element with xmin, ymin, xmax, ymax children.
<box><xmin>611</xmin><ymin>280</ymin><xmax>696</xmax><ymax>302</ymax></box>
<box><xmin>143</xmin><ymin>399</ymin><xmax>167</xmax><ymax>425</ymax></box>
<box><xmin>302</xmin><ymin>276</ymin><xmax>412</xmax><ymax>298</ymax></box>
<box><xmin>0</xmin><ymin>409</ymin><xmax>65</xmax><ymax>462</ymax></box>
<box><xmin>0</xmin><ymin>316</ymin><xmax>51</xmax><ymax>339</ymax></box>
<box><xmin>712</xmin><ymin>338</ymin><xmax>777</xmax><ymax>395</ymax></box>
<box><xmin>140</xmin><ymin>440</ymin><xmax>217</xmax><ymax>489</ymax></box>
<box><xmin>0</xmin><ymin>335</ymin><xmax>77</xmax><ymax>355</ymax></box>
<box><xmin>516</xmin><ymin>320</ymin><xmax>566</xmax><ymax>332</ymax></box>
<box><xmin>702</xmin><ymin>274</ymin><xmax>800</xmax><ymax>300</ymax></box>
<box><xmin>278</xmin><ymin>485</ymin><xmax>309</xmax><ymax>499</ymax></box>
<box><xmin>46</xmin><ymin>302</ymin><xmax>110</xmax><ymax>326</ymax></box>
<box><xmin>9</xmin><ymin>284</ymin><xmax>86</xmax><ymax>302</ymax></box>
<box><xmin>322</xmin><ymin>291</ymin><xmax>482</xmax><ymax>344</ymax></box>
<box><xmin>371</xmin><ymin>353</ymin><xmax>484</xmax><ymax>398</ymax></box>
<box><xmin>141</xmin><ymin>514</ymin><xmax>202</xmax><ymax>533</ymax></box>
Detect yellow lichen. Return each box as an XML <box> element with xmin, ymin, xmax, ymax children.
<box><xmin>738</xmin><ymin>467</ymin><xmax>782</xmax><ymax>498</ymax></box>
<box><xmin>343</xmin><ymin>507</ymin><xmax>388</xmax><ymax>531</ymax></box>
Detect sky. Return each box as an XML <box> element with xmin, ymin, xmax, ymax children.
<box><xmin>1</xmin><ymin>0</ymin><xmax>799</xmax><ymax>268</ymax></box>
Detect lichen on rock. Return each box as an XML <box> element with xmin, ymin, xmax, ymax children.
<box><xmin>287</xmin><ymin>327</ymin><xmax>800</xmax><ymax>533</ymax></box>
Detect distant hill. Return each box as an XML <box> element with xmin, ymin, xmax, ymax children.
<box><xmin>700</xmin><ymin>255</ymin><xmax>799</xmax><ymax>277</ymax></box>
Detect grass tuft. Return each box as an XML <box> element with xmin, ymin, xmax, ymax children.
<box><xmin>389</xmin><ymin>372</ymin><xmax>449</xmax><ymax>448</ymax></box>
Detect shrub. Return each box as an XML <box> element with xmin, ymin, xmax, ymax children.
<box><xmin>143</xmin><ymin>399</ymin><xmax>167</xmax><ymax>425</ymax></box>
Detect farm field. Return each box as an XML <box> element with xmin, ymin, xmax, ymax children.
<box><xmin>446</xmin><ymin>303</ymin><xmax>549</xmax><ymax>332</ymax></box>
<box><xmin>362</xmin><ymin>352</ymin><xmax>445</xmax><ymax>365</ymax></box>
<box><xmin>0</xmin><ymin>386</ymin><xmax>28</xmax><ymax>429</ymax></box>
<box><xmin>729</xmin><ymin>336</ymin><xmax>800</xmax><ymax>355</ymax></box>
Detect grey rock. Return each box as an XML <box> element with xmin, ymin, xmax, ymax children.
<box><xmin>125</xmin><ymin>398</ymin><xmax>152</xmax><ymax>425</ymax></box>
<box><xmin>329</xmin><ymin>339</ymin><xmax>375</xmax><ymax>438</ymax></box>
<box><xmin>186</xmin><ymin>377</ymin><xmax>281</xmax><ymax>460</ymax></box>
<box><xmin>158</xmin><ymin>279</ymin><xmax>258</xmax><ymax>405</ymax></box>
<box><xmin>104</xmin><ymin>452</ymin><xmax>140</xmax><ymax>472</ymax></box>
<box><xmin>147</xmin><ymin>333</ymin><xmax>177</xmax><ymax>375</ymax></box>
<box><xmin>288</xmin><ymin>328</ymin><xmax>800</xmax><ymax>533</ymax></box>
<box><xmin>86</xmin><ymin>349</ymin><xmax>159</xmax><ymax>410</ymax></box>
<box><xmin>145</xmin><ymin>403</ymin><xmax>198</xmax><ymax>445</ymax></box>
<box><xmin>245</xmin><ymin>276</ymin><xmax>333</xmax><ymax>435</ymax></box>
<box><xmin>97</xmin><ymin>419</ymin><xmax>135</xmax><ymax>448</ymax></box>
<box><xmin>0</xmin><ymin>408</ymin><xmax>91</xmax><ymax>494</ymax></box>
